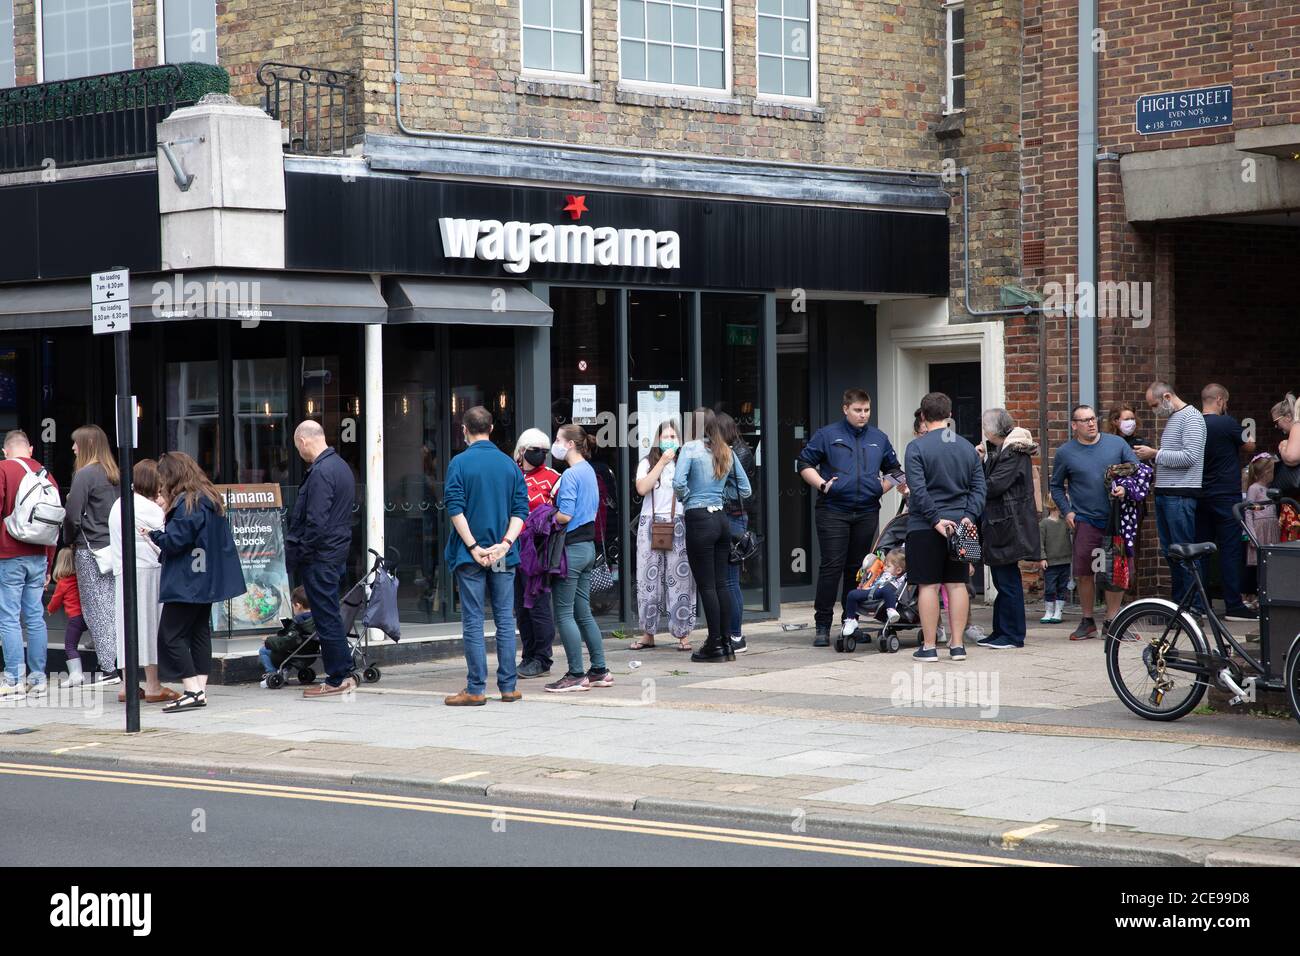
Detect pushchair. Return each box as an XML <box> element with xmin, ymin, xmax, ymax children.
<box><xmin>264</xmin><ymin>549</ymin><xmax>401</xmax><ymax>689</ymax></box>
<box><xmin>834</xmin><ymin>505</ymin><xmax>924</xmax><ymax>654</ymax></box>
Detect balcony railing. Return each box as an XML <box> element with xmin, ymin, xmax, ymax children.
<box><xmin>257</xmin><ymin>63</ymin><xmax>357</xmax><ymax>156</ymax></box>
<box><xmin>0</xmin><ymin>65</ymin><xmax>185</xmax><ymax>174</ymax></box>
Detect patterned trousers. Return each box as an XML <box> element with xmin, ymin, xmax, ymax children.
<box><xmin>635</xmin><ymin>513</ymin><xmax>697</xmax><ymax>639</ymax></box>
<box><xmin>75</xmin><ymin>547</ymin><xmax>118</xmax><ymax>675</ymax></box>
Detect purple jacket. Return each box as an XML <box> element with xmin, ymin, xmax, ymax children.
<box><xmin>517</xmin><ymin>502</ymin><xmax>567</xmax><ymax>609</ymax></box>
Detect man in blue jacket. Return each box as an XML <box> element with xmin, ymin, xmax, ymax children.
<box><xmin>443</xmin><ymin>406</ymin><xmax>529</xmax><ymax>706</ymax></box>
<box><xmin>286</xmin><ymin>420</ymin><xmax>357</xmax><ymax>697</ymax></box>
<box><xmin>798</xmin><ymin>388</ymin><xmax>903</xmax><ymax>646</ymax></box>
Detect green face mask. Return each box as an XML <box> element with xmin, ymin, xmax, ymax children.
<box><xmin>660</xmin><ymin>440</ymin><xmax>679</xmax><ymax>452</ymax></box>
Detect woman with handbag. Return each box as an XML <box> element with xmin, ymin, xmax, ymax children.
<box><xmin>673</xmin><ymin>408</ymin><xmax>751</xmax><ymax>663</ymax></box>
<box><xmin>62</xmin><ymin>424</ymin><xmax>121</xmax><ymax>687</ymax></box>
<box><xmin>717</xmin><ymin>412</ymin><xmax>758</xmax><ymax>654</ymax></box>
<box><xmin>544</xmin><ymin>425</ymin><xmax>611</xmax><ymax>693</ymax></box>
<box><xmin>976</xmin><ymin>410</ymin><xmax>1040</xmax><ymax>649</ymax></box>
<box><xmin>630</xmin><ymin>420</ymin><xmax>696</xmax><ymax>652</ymax></box>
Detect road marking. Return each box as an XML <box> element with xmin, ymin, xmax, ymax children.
<box><xmin>439</xmin><ymin>771</ymin><xmax>489</xmax><ymax>784</ymax></box>
<box><xmin>0</xmin><ymin>761</ymin><xmax>1064</xmax><ymax>867</ymax></box>
<box><xmin>1001</xmin><ymin>823</ymin><xmax>1059</xmax><ymax>849</ymax></box>
<box><xmin>49</xmin><ymin>743</ymin><xmax>101</xmax><ymax>755</ymax></box>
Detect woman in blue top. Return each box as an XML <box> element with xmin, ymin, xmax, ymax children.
<box><xmin>544</xmin><ymin>424</ymin><xmax>611</xmax><ymax>694</ymax></box>
<box><xmin>144</xmin><ymin>451</ymin><xmax>246</xmax><ymax>713</ymax></box>
<box><xmin>673</xmin><ymin>408</ymin><xmax>751</xmax><ymax>662</ymax></box>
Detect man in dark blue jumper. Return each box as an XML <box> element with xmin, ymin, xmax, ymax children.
<box><xmin>798</xmin><ymin>388</ymin><xmax>903</xmax><ymax>647</ymax></box>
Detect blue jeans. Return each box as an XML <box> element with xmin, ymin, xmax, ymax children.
<box><xmin>456</xmin><ymin>564</ymin><xmax>517</xmax><ymax>696</ymax></box>
<box><xmin>989</xmin><ymin>562</ymin><xmax>1027</xmax><ymax>646</ymax></box>
<box><xmin>1042</xmin><ymin>564</ymin><xmax>1071</xmax><ymax>602</ymax></box>
<box><xmin>258</xmin><ymin>647</ymin><xmax>275</xmax><ymax>674</ymax></box>
<box><xmin>726</xmin><ymin>513</ymin><xmax>747</xmax><ymax>637</ymax></box>
<box><xmin>0</xmin><ymin>555</ymin><xmax>48</xmax><ymax>686</ymax></box>
<box><xmin>1197</xmin><ymin>495</ymin><xmax>1246</xmax><ymax>611</ymax></box>
<box><xmin>552</xmin><ymin>541</ymin><xmax>605</xmax><ymax>676</ymax></box>
<box><xmin>1155</xmin><ymin>494</ymin><xmax>1205</xmax><ymax>614</ymax></box>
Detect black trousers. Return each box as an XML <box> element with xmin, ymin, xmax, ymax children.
<box><xmin>514</xmin><ymin>570</ymin><xmax>555</xmax><ymax>669</ymax></box>
<box><xmin>157</xmin><ymin>602</ymin><xmax>213</xmax><ymax>680</ymax></box>
<box><xmin>684</xmin><ymin>509</ymin><xmax>732</xmax><ymax>640</ymax></box>
<box><xmin>813</xmin><ymin>506</ymin><xmax>880</xmax><ymax>629</ymax></box>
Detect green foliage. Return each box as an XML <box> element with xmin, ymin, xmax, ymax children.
<box><xmin>0</xmin><ymin>62</ymin><xmax>229</xmax><ymax>124</ymax></box>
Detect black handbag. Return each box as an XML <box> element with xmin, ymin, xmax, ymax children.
<box><xmin>726</xmin><ymin>461</ymin><xmax>760</xmax><ymax>564</ymax></box>
<box><xmin>948</xmin><ymin>521</ymin><xmax>982</xmax><ymax>564</ymax></box>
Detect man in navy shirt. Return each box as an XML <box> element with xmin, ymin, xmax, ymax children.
<box><xmin>798</xmin><ymin>388</ymin><xmax>902</xmax><ymax>646</ymax></box>
<box><xmin>1197</xmin><ymin>384</ymin><xmax>1257</xmax><ymax>621</ymax></box>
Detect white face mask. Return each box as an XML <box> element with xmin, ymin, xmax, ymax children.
<box><xmin>1119</xmin><ymin>419</ymin><xmax>1137</xmax><ymax>436</ymax></box>
<box><xmin>551</xmin><ymin>441</ymin><xmax>569</xmax><ymax>460</ymax></box>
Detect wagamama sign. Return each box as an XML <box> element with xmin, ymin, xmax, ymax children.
<box><xmin>439</xmin><ymin>218</ymin><xmax>682</xmax><ymax>274</ymax></box>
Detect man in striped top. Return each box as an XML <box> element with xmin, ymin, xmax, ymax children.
<box><xmin>1135</xmin><ymin>382</ymin><xmax>1208</xmax><ymax>615</ymax></box>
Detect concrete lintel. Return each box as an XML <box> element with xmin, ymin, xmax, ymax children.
<box><xmin>1121</xmin><ymin>142</ymin><xmax>1300</xmax><ymax>222</ymax></box>
<box><xmin>1235</xmin><ymin>123</ymin><xmax>1300</xmax><ymax>160</ymax></box>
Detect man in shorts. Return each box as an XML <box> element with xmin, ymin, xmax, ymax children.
<box><xmin>1049</xmin><ymin>404</ymin><xmax>1138</xmax><ymax>639</ymax></box>
<box><xmin>903</xmin><ymin>392</ymin><xmax>986</xmax><ymax>662</ymax></box>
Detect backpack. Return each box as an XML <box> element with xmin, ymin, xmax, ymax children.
<box><xmin>4</xmin><ymin>459</ymin><xmax>65</xmax><ymax>546</ymax></box>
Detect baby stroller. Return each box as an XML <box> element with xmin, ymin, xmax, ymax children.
<box><xmin>264</xmin><ymin>549</ymin><xmax>401</xmax><ymax>689</ymax></box>
<box><xmin>835</xmin><ymin>505</ymin><xmax>924</xmax><ymax>654</ymax></box>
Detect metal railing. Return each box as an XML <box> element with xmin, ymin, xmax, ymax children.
<box><xmin>257</xmin><ymin>62</ymin><xmax>357</xmax><ymax>155</ymax></box>
<box><xmin>0</xmin><ymin>64</ymin><xmax>185</xmax><ymax>174</ymax></box>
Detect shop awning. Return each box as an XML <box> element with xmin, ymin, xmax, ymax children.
<box><xmin>0</xmin><ymin>271</ymin><xmax>389</xmax><ymax>329</ymax></box>
<box><xmin>384</xmin><ymin>279</ymin><xmax>553</xmax><ymax>327</ymax></box>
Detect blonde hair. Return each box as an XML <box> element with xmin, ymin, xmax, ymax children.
<box><xmin>71</xmin><ymin>424</ymin><xmax>120</xmax><ymax>485</ymax></box>
<box><xmin>52</xmin><ymin>548</ymin><xmax>76</xmax><ymax>581</ymax></box>
<box><xmin>885</xmin><ymin>548</ymin><xmax>906</xmax><ymax>571</ymax></box>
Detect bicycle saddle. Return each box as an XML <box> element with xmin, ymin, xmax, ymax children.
<box><xmin>1168</xmin><ymin>542</ymin><xmax>1217</xmax><ymax>560</ymax></box>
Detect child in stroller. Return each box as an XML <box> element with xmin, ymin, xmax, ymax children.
<box><xmin>259</xmin><ymin>587</ymin><xmax>320</xmax><ymax>688</ymax></box>
<box><xmin>842</xmin><ymin>548</ymin><xmax>906</xmax><ymax>638</ymax></box>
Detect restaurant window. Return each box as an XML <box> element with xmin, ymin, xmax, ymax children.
<box><xmin>231</xmin><ymin>326</ymin><xmax>290</xmax><ymax>485</ymax></box>
<box><xmin>42</xmin><ymin>0</ymin><xmax>134</xmax><ymax>82</ymax></box>
<box><xmin>945</xmin><ymin>1</ymin><xmax>965</xmax><ymax>113</ymax></box>
<box><xmin>162</xmin><ymin>0</ymin><xmax>217</xmax><ymax>65</ymax></box>
<box><xmin>701</xmin><ymin>293</ymin><xmax>767</xmax><ymax>610</ymax></box>
<box><xmin>1</xmin><ymin>0</ymin><xmax>15</xmax><ymax>88</ymax></box>
<box><xmin>165</xmin><ymin>324</ymin><xmax>221</xmax><ymax>479</ymax></box>
<box><xmin>521</xmin><ymin>0</ymin><xmax>587</xmax><ymax>77</ymax></box>
<box><xmin>756</xmin><ymin>0</ymin><xmax>813</xmax><ymax>101</ymax></box>
<box><xmin>620</xmin><ymin>0</ymin><xmax>727</xmax><ymax>91</ymax></box>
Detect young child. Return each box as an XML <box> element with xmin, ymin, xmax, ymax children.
<box><xmin>47</xmin><ymin>548</ymin><xmax>87</xmax><ymax>687</ymax></box>
<box><xmin>260</xmin><ymin>587</ymin><xmax>319</xmax><ymax>688</ymax></box>
<box><xmin>842</xmin><ymin>549</ymin><xmax>906</xmax><ymax>637</ymax></box>
<box><xmin>1039</xmin><ymin>501</ymin><xmax>1073</xmax><ymax>624</ymax></box>
<box><xmin>1244</xmin><ymin>454</ymin><xmax>1279</xmax><ymax>574</ymax></box>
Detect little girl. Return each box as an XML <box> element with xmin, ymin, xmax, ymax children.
<box><xmin>1245</xmin><ymin>454</ymin><xmax>1279</xmax><ymax>567</ymax></box>
<box><xmin>842</xmin><ymin>549</ymin><xmax>906</xmax><ymax>637</ymax></box>
<box><xmin>47</xmin><ymin>548</ymin><xmax>87</xmax><ymax>687</ymax></box>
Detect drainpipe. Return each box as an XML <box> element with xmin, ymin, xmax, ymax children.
<box><xmin>956</xmin><ymin>168</ymin><xmax>1038</xmax><ymax>318</ymax></box>
<box><xmin>1076</xmin><ymin>0</ymin><xmax>1098</xmax><ymax>409</ymax></box>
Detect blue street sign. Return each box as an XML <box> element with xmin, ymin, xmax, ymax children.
<box><xmin>1136</xmin><ymin>84</ymin><xmax>1233</xmax><ymax>136</ymax></box>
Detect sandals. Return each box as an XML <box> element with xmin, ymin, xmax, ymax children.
<box><xmin>675</xmin><ymin>641</ymin><xmax>692</xmax><ymax>652</ymax></box>
<box><xmin>146</xmin><ymin>687</ymin><xmax>182</xmax><ymax>704</ymax></box>
<box><xmin>162</xmin><ymin>690</ymin><xmax>206</xmax><ymax>713</ymax></box>
<box><xmin>628</xmin><ymin>639</ymin><xmax>657</xmax><ymax>650</ymax></box>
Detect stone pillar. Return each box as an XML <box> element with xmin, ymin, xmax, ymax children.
<box><xmin>157</xmin><ymin>94</ymin><xmax>286</xmax><ymax>272</ymax></box>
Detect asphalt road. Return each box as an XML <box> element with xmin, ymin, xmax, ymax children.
<box><xmin>0</xmin><ymin>758</ymin><xmax>1083</xmax><ymax>867</ymax></box>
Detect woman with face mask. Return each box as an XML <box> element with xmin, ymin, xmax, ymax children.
<box><xmin>544</xmin><ymin>424</ymin><xmax>611</xmax><ymax>693</ymax></box>
<box><xmin>1107</xmin><ymin>403</ymin><xmax>1147</xmax><ymax>449</ymax></box>
<box><xmin>512</xmin><ymin>429</ymin><xmax>561</xmax><ymax>679</ymax></box>
<box><xmin>630</xmin><ymin>419</ymin><xmax>696</xmax><ymax>652</ymax></box>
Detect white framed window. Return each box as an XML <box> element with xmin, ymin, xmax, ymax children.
<box><xmin>1</xmin><ymin>0</ymin><xmax>15</xmax><ymax>88</ymax></box>
<box><xmin>619</xmin><ymin>0</ymin><xmax>730</xmax><ymax>94</ymax></box>
<box><xmin>41</xmin><ymin>0</ymin><xmax>134</xmax><ymax>82</ymax></box>
<box><xmin>160</xmin><ymin>0</ymin><xmax>217</xmax><ymax>65</ymax></box>
<box><xmin>756</xmin><ymin>0</ymin><xmax>814</xmax><ymax>102</ymax></box>
<box><xmin>521</xmin><ymin>0</ymin><xmax>589</xmax><ymax>79</ymax></box>
<box><xmin>944</xmin><ymin>0</ymin><xmax>965</xmax><ymax>113</ymax></box>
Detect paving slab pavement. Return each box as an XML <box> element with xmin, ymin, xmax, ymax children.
<box><xmin>2</xmin><ymin>604</ymin><xmax>1297</xmax><ymax>865</ymax></box>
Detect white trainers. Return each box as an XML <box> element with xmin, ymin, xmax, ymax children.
<box><xmin>841</xmin><ymin>618</ymin><xmax>859</xmax><ymax>637</ymax></box>
<box><xmin>0</xmin><ymin>682</ymin><xmax>26</xmax><ymax>700</ymax></box>
<box><xmin>885</xmin><ymin>607</ymin><xmax>901</xmax><ymax>625</ymax></box>
<box><xmin>26</xmin><ymin>682</ymin><xmax>48</xmax><ymax>699</ymax></box>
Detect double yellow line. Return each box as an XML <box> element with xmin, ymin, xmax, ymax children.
<box><xmin>0</xmin><ymin>760</ymin><xmax>1064</xmax><ymax>866</ymax></box>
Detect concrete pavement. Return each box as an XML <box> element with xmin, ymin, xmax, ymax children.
<box><xmin>2</xmin><ymin>603</ymin><xmax>1298</xmax><ymax>865</ymax></box>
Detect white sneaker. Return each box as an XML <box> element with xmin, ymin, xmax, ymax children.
<box><xmin>964</xmin><ymin>624</ymin><xmax>985</xmax><ymax>642</ymax></box>
<box><xmin>841</xmin><ymin>619</ymin><xmax>859</xmax><ymax>637</ymax></box>
<box><xmin>259</xmin><ymin>678</ymin><xmax>269</xmax><ymax>689</ymax></box>
<box><xmin>885</xmin><ymin>607</ymin><xmax>901</xmax><ymax>625</ymax></box>
<box><xmin>0</xmin><ymin>682</ymin><xmax>26</xmax><ymax>700</ymax></box>
<box><xmin>26</xmin><ymin>682</ymin><xmax>48</xmax><ymax>699</ymax></box>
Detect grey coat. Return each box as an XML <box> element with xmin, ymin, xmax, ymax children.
<box><xmin>981</xmin><ymin>428</ymin><xmax>1042</xmax><ymax>566</ymax></box>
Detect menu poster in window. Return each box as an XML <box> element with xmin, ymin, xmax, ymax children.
<box><xmin>572</xmin><ymin>384</ymin><xmax>598</xmax><ymax>425</ymax></box>
<box><xmin>636</xmin><ymin>387</ymin><xmax>681</xmax><ymax>460</ymax></box>
<box><xmin>211</xmin><ymin>484</ymin><xmax>292</xmax><ymax>634</ymax></box>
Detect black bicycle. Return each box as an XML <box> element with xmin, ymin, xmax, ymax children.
<box><xmin>1104</xmin><ymin>491</ymin><xmax>1300</xmax><ymax>728</ymax></box>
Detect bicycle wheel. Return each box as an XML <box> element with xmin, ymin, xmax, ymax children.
<box><xmin>1105</xmin><ymin>601</ymin><xmax>1210</xmax><ymax>721</ymax></box>
<box><xmin>1286</xmin><ymin>634</ymin><xmax>1300</xmax><ymax>730</ymax></box>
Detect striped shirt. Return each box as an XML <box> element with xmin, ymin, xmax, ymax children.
<box><xmin>1154</xmin><ymin>404</ymin><xmax>1206</xmax><ymax>495</ymax></box>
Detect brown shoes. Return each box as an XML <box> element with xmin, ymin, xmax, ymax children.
<box><xmin>303</xmin><ymin>677</ymin><xmax>357</xmax><ymax>698</ymax></box>
<box><xmin>145</xmin><ymin>687</ymin><xmax>182</xmax><ymax>704</ymax></box>
<box><xmin>117</xmin><ymin>686</ymin><xmax>145</xmax><ymax>703</ymax></box>
<box><xmin>499</xmin><ymin>690</ymin><xmax>523</xmax><ymax>703</ymax></box>
<box><xmin>444</xmin><ymin>691</ymin><xmax>487</xmax><ymax>707</ymax></box>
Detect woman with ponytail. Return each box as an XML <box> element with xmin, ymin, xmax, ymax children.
<box><xmin>544</xmin><ymin>424</ymin><xmax>611</xmax><ymax>693</ymax></box>
<box><xmin>672</xmin><ymin>408</ymin><xmax>751</xmax><ymax>662</ymax></box>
